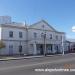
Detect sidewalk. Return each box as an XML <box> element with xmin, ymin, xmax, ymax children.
<box><xmin>0</xmin><ymin>55</ymin><xmax>44</xmax><ymax>61</ymax></box>
<box><xmin>0</xmin><ymin>53</ymin><xmax>75</xmax><ymax>61</ymax></box>
<box><xmin>0</xmin><ymin>54</ymin><xmax>58</xmax><ymax>61</ymax></box>
<box><xmin>0</xmin><ymin>54</ymin><xmax>62</xmax><ymax>61</ymax></box>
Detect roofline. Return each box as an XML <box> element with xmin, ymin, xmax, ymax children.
<box><xmin>0</xmin><ymin>21</ymin><xmax>65</xmax><ymax>34</ymax></box>
<box><xmin>29</xmin><ymin>19</ymin><xmax>65</xmax><ymax>34</ymax></box>
<box><xmin>0</xmin><ymin>24</ymin><xmax>26</xmax><ymax>29</ymax></box>
<box><xmin>30</xmin><ymin>19</ymin><xmax>57</xmax><ymax>31</ymax></box>
<box><xmin>0</xmin><ymin>23</ymin><xmax>65</xmax><ymax>34</ymax></box>
<box><xmin>28</xmin><ymin>27</ymin><xmax>65</xmax><ymax>34</ymax></box>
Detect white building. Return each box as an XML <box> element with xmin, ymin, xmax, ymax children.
<box><xmin>0</xmin><ymin>16</ymin><xmax>66</xmax><ymax>55</ymax></box>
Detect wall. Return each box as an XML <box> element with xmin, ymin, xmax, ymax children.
<box><xmin>0</xmin><ymin>26</ymin><xmax>27</xmax><ymax>55</ymax></box>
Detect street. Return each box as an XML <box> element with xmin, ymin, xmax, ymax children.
<box><xmin>0</xmin><ymin>54</ymin><xmax>75</xmax><ymax>75</ymax></box>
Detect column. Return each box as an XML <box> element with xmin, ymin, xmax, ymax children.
<box><xmin>52</xmin><ymin>44</ymin><xmax>55</xmax><ymax>53</ymax></box>
<box><xmin>33</xmin><ymin>43</ymin><xmax>37</xmax><ymax>55</ymax></box>
<box><xmin>60</xmin><ymin>44</ymin><xmax>63</xmax><ymax>53</ymax></box>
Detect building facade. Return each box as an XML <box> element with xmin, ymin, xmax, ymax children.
<box><xmin>0</xmin><ymin>16</ymin><xmax>66</xmax><ymax>55</ymax></box>
<box><xmin>66</xmin><ymin>39</ymin><xmax>75</xmax><ymax>53</ymax></box>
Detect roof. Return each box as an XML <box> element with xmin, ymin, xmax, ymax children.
<box><xmin>29</xmin><ymin>19</ymin><xmax>65</xmax><ymax>34</ymax></box>
<box><xmin>30</xmin><ymin>20</ymin><xmax>56</xmax><ymax>30</ymax></box>
<box><xmin>66</xmin><ymin>39</ymin><xmax>75</xmax><ymax>42</ymax></box>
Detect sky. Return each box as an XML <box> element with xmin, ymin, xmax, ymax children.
<box><xmin>0</xmin><ymin>0</ymin><xmax>75</xmax><ymax>39</ymax></box>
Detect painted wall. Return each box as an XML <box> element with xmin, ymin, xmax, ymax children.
<box><xmin>0</xmin><ymin>27</ymin><xmax>1</xmax><ymax>40</ymax></box>
<box><xmin>0</xmin><ymin>20</ymin><xmax>66</xmax><ymax>55</ymax></box>
<box><xmin>1</xmin><ymin>27</ymin><xmax>26</xmax><ymax>41</ymax></box>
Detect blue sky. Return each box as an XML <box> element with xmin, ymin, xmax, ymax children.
<box><xmin>0</xmin><ymin>0</ymin><xmax>75</xmax><ymax>38</ymax></box>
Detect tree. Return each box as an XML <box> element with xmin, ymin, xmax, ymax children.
<box><xmin>0</xmin><ymin>41</ymin><xmax>5</xmax><ymax>49</ymax></box>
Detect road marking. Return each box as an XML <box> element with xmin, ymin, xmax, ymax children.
<box><xmin>0</xmin><ymin>57</ymin><xmax>75</xmax><ymax>71</ymax></box>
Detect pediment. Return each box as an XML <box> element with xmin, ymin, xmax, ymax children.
<box><xmin>29</xmin><ymin>20</ymin><xmax>57</xmax><ymax>31</ymax></box>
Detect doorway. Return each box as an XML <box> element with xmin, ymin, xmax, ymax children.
<box><xmin>40</xmin><ymin>44</ymin><xmax>44</xmax><ymax>55</ymax></box>
<box><xmin>9</xmin><ymin>45</ymin><xmax>13</xmax><ymax>55</ymax></box>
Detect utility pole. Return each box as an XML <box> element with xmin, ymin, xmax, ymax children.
<box><xmin>25</xmin><ymin>21</ymin><xmax>29</xmax><ymax>55</ymax></box>
<box><xmin>62</xmin><ymin>35</ymin><xmax>64</xmax><ymax>55</ymax></box>
<box><xmin>42</xmin><ymin>25</ymin><xmax>46</xmax><ymax>56</ymax></box>
<box><xmin>44</xmin><ymin>32</ymin><xmax>46</xmax><ymax>56</ymax></box>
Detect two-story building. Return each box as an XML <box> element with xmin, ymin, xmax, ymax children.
<box><xmin>0</xmin><ymin>16</ymin><xmax>66</xmax><ymax>55</ymax></box>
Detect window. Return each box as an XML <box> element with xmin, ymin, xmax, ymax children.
<box><xmin>41</xmin><ymin>33</ymin><xmax>46</xmax><ymax>38</ymax></box>
<box><xmin>19</xmin><ymin>45</ymin><xmax>22</xmax><ymax>53</ymax></box>
<box><xmin>19</xmin><ymin>32</ymin><xmax>23</xmax><ymax>38</ymax></box>
<box><xmin>42</xmin><ymin>25</ymin><xmax>45</xmax><ymax>28</ymax></box>
<box><xmin>34</xmin><ymin>32</ymin><xmax>37</xmax><ymax>38</ymax></box>
<box><xmin>56</xmin><ymin>35</ymin><xmax>58</xmax><ymax>40</ymax></box>
<box><xmin>61</xmin><ymin>36</ymin><xmax>62</xmax><ymax>40</ymax></box>
<box><xmin>48</xmin><ymin>44</ymin><xmax>52</xmax><ymax>52</ymax></box>
<box><xmin>50</xmin><ymin>34</ymin><xmax>52</xmax><ymax>39</ymax></box>
<box><xmin>56</xmin><ymin>45</ymin><xmax>59</xmax><ymax>51</ymax></box>
<box><xmin>9</xmin><ymin>45</ymin><xmax>13</xmax><ymax>49</ymax></box>
<box><xmin>41</xmin><ymin>33</ymin><xmax>43</xmax><ymax>38</ymax></box>
<box><xmin>9</xmin><ymin>31</ymin><xmax>13</xmax><ymax>38</ymax></box>
<box><xmin>55</xmin><ymin>45</ymin><xmax>59</xmax><ymax>52</ymax></box>
<box><xmin>50</xmin><ymin>44</ymin><xmax>52</xmax><ymax>52</ymax></box>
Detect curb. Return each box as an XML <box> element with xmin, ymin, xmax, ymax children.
<box><xmin>0</xmin><ymin>53</ymin><xmax>75</xmax><ymax>61</ymax></box>
<box><xmin>0</xmin><ymin>54</ymin><xmax>63</xmax><ymax>61</ymax></box>
<box><xmin>0</xmin><ymin>56</ymin><xmax>44</xmax><ymax>61</ymax></box>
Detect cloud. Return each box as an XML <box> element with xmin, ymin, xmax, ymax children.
<box><xmin>72</xmin><ymin>26</ymin><xmax>75</xmax><ymax>32</ymax></box>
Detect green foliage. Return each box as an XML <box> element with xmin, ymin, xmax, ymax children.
<box><xmin>0</xmin><ymin>41</ymin><xmax>5</xmax><ymax>49</ymax></box>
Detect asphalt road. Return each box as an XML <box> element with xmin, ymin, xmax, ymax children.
<box><xmin>0</xmin><ymin>54</ymin><xmax>75</xmax><ymax>75</ymax></box>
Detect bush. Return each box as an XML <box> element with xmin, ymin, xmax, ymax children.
<box><xmin>0</xmin><ymin>41</ymin><xmax>5</xmax><ymax>49</ymax></box>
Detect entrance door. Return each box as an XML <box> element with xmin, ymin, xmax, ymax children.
<box><xmin>19</xmin><ymin>45</ymin><xmax>22</xmax><ymax>55</ymax></box>
<box><xmin>55</xmin><ymin>45</ymin><xmax>59</xmax><ymax>53</ymax></box>
<box><xmin>9</xmin><ymin>45</ymin><xmax>13</xmax><ymax>55</ymax></box>
<box><xmin>40</xmin><ymin>45</ymin><xmax>44</xmax><ymax>55</ymax></box>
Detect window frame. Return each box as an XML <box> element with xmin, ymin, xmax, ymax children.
<box><xmin>9</xmin><ymin>31</ymin><xmax>13</xmax><ymax>38</ymax></box>
<box><xmin>34</xmin><ymin>32</ymin><xmax>37</xmax><ymax>38</ymax></box>
<box><xmin>50</xmin><ymin>34</ymin><xmax>52</xmax><ymax>39</ymax></box>
<box><xmin>19</xmin><ymin>32</ymin><xmax>23</xmax><ymax>38</ymax></box>
<box><xmin>56</xmin><ymin>35</ymin><xmax>58</xmax><ymax>40</ymax></box>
